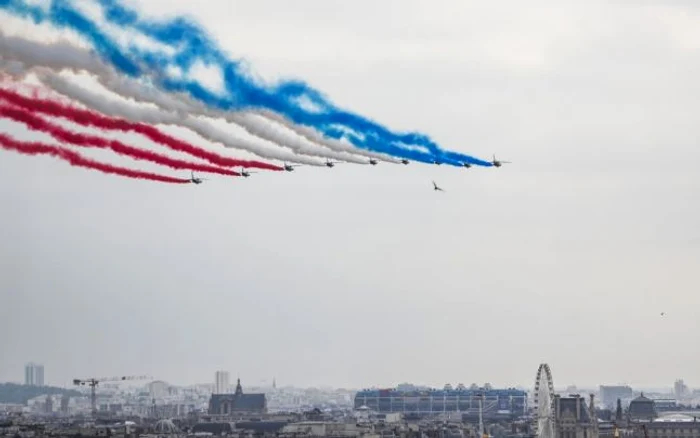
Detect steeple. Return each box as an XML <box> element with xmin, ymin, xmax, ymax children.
<box><xmin>235</xmin><ymin>378</ymin><xmax>243</xmax><ymax>396</ymax></box>
<box><xmin>272</xmin><ymin>377</ymin><xmax>276</xmax><ymax>390</ymax></box>
<box><xmin>590</xmin><ymin>394</ymin><xmax>598</xmax><ymax>432</ymax></box>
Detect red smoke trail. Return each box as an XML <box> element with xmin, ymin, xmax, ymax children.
<box><xmin>0</xmin><ymin>133</ymin><xmax>190</xmax><ymax>184</ymax></box>
<box><xmin>0</xmin><ymin>87</ymin><xmax>282</xmax><ymax>171</ymax></box>
<box><xmin>0</xmin><ymin>104</ymin><xmax>240</xmax><ymax>177</ymax></box>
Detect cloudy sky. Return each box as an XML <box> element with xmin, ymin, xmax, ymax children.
<box><xmin>1</xmin><ymin>0</ymin><xmax>699</xmax><ymax>390</ymax></box>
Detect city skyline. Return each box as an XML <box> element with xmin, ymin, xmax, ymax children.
<box><xmin>2</xmin><ymin>362</ymin><xmax>696</xmax><ymax>394</ymax></box>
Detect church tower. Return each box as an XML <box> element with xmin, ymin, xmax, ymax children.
<box><xmin>235</xmin><ymin>378</ymin><xmax>243</xmax><ymax>396</ymax></box>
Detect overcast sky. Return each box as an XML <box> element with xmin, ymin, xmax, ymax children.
<box><xmin>1</xmin><ymin>0</ymin><xmax>699</xmax><ymax>390</ymax></box>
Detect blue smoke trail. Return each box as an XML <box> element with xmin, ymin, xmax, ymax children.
<box><xmin>95</xmin><ymin>0</ymin><xmax>491</xmax><ymax>166</ymax></box>
<box><xmin>0</xmin><ymin>0</ymin><xmax>491</xmax><ymax>166</ymax></box>
<box><xmin>50</xmin><ymin>2</ymin><xmax>141</xmax><ymax>77</ymax></box>
<box><xmin>0</xmin><ymin>0</ymin><xmax>141</xmax><ymax>77</ymax></box>
<box><xmin>0</xmin><ymin>0</ymin><xmax>44</xmax><ymax>22</ymax></box>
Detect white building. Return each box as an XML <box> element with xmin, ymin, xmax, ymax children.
<box><xmin>24</xmin><ymin>363</ymin><xmax>44</xmax><ymax>386</ymax></box>
<box><xmin>147</xmin><ymin>380</ymin><xmax>170</xmax><ymax>399</ymax></box>
<box><xmin>214</xmin><ymin>371</ymin><xmax>230</xmax><ymax>394</ymax></box>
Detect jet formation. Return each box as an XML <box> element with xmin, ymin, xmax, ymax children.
<box><xmin>189</xmin><ymin>155</ymin><xmax>511</xmax><ymax>191</ymax></box>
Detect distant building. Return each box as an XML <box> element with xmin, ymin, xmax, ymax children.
<box><xmin>24</xmin><ymin>363</ymin><xmax>44</xmax><ymax>386</ymax></box>
<box><xmin>674</xmin><ymin>380</ymin><xmax>689</xmax><ymax>400</ymax></box>
<box><xmin>214</xmin><ymin>371</ymin><xmax>230</xmax><ymax>395</ymax></box>
<box><xmin>353</xmin><ymin>387</ymin><xmax>527</xmax><ymax>417</ymax></box>
<box><xmin>644</xmin><ymin>415</ymin><xmax>700</xmax><ymax>438</ymax></box>
<box><xmin>147</xmin><ymin>380</ymin><xmax>170</xmax><ymax>399</ymax></box>
<box><xmin>209</xmin><ymin>378</ymin><xmax>267</xmax><ymax>415</ymax></box>
<box><xmin>60</xmin><ymin>395</ymin><xmax>70</xmax><ymax>414</ymax></box>
<box><xmin>628</xmin><ymin>394</ymin><xmax>657</xmax><ymax>422</ymax></box>
<box><xmin>600</xmin><ymin>386</ymin><xmax>634</xmax><ymax>409</ymax></box>
<box><xmin>553</xmin><ymin>394</ymin><xmax>598</xmax><ymax>438</ymax></box>
<box><xmin>653</xmin><ymin>399</ymin><xmax>678</xmax><ymax>412</ymax></box>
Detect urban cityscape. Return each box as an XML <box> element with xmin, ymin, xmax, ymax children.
<box><xmin>2</xmin><ymin>0</ymin><xmax>698</xmax><ymax>437</ymax></box>
<box><xmin>0</xmin><ymin>362</ymin><xmax>698</xmax><ymax>437</ymax></box>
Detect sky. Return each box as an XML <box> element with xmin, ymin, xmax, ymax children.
<box><xmin>1</xmin><ymin>0</ymin><xmax>699</xmax><ymax>391</ymax></box>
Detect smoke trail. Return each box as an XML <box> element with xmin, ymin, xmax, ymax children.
<box><xmin>252</xmin><ymin>109</ymin><xmax>399</xmax><ymax>164</ymax></box>
<box><xmin>0</xmin><ymin>35</ymin><xmax>319</xmax><ymax>166</ymax></box>
<box><xmin>0</xmin><ymin>34</ymin><xmax>322</xmax><ymax>166</ymax></box>
<box><xmin>0</xmin><ymin>86</ymin><xmax>281</xmax><ymax>171</ymax></box>
<box><xmin>0</xmin><ymin>1</ymin><xmax>492</xmax><ymax>166</ymax></box>
<box><xmin>0</xmin><ymin>28</ymin><xmax>112</xmax><ymax>77</ymax></box>
<box><xmin>37</xmin><ymin>71</ymin><xmax>325</xmax><ymax>166</ymax></box>
<box><xmin>225</xmin><ymin>112</ymin><xmax>368</xmax><ymax>164</ymax></box>
<box><xmin>96</xmin><ymin>0</ymin><xmax>493</xmax><ymax>166</ymax></box>
<box><xmin>0</xmin><ymin>103</ymin><xmax>240</xmax><ymax>177</ymax></box>
<box><xmin>92</xmin><ymin>1</ymin><xmax>444</xmax><ymax>150</ymax></box>
<box><xmin>0</xmin><ymin>32</ymin><xmax>429</xmax><ymax>165</ymax></box>
<box><xmin>0</xmin><ymin>132</ymin><xmax>190</xmax><ymax>184</ymax></box>
<box><xmin>94</xmin><ymin>62</ymin><xmax>383</xmax><ymax>164</ymax></box>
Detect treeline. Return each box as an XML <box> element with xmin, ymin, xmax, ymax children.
<box><xmin>0</xmin><ymin>383</ymin><xmax>81</xmax><ymax>405</ymax></box>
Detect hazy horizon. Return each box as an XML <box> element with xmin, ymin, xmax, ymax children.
<box><xmin>0</xmin><ymin>376</ymin><xmax>686</xmax><ymax>395</ymax></box>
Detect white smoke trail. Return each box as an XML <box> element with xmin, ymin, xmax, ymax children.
<box><xmin>253</xmin><ymin>108</ymin><xmax>400</xmax><ymax>163</ymax></box>
<box><xmin>0</xmin><ymin>30</ymin><xmax>111</xmax><ymax>77</ymax></box>
<box><xmin>101</xmin><ymin>67</ymin><xmax>371</xmax><ymax>164</ymax></box>
<box><xmin>228</xmin><ymin>112</ymin><xmax>368</xmax><ymax>164</ymax></box>
<box><xmin>115</xmin><ymin>70</ymin><xmax>371</xmax><ymax>164</ymax></box>
<box><xmin>0</xmin><ymin>55</ymin><xmax>26</xmax><ymax>77</ymax></box>
<box><xmin>0</xmin><ymin>33</ymin><xmax>384</xmax><ymax>164</ymax></box>
<box><xmin>37</xmin><ymin>71</ymin><xmax>325</xmax><ymax>166</ymax></box>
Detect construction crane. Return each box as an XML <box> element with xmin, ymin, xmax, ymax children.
<box><xmin>73</xmin><ymin>375</ymin><xmax>150</xmax><ymax>415</ymax></box>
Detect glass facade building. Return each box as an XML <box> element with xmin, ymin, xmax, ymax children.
<box><xmin>354</xmin><ymin>388</ymin><xmax>527</xmax><ymax>417</ymax></box>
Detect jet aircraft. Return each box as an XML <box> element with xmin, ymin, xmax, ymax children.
<box><xmin>491</xmin><ymin>154</ymin><xmax>511</xmax><ymax>167</ymax></box>
<box><xmin>241</xmin><ymin>167</ymin><xmax>257</xmax><ymax>178</ymax></box>
<box><xmin>189</xmin><ymin>171</ymin><xmax>206</xmax><ymax>184</ymax></box>
<box><xmin>283</xmin><ymin>162</ymin><xmax>301</xmax><ymax>172</ymax></box>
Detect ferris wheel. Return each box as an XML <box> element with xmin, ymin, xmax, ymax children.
<box><xmin>534</xmin><ymin>363</ymin><xmax>555</xmax><ymax>438</ymax></box>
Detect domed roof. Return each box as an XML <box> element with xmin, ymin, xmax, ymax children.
<box><xmin>631</xmin><ymin>393</ymin><xmax>653</xmax><ymax>403</ymax></box>
<box><xmin>154</xmin><ymin>419</ymin><xmax>179</xmax><ymax>434</ymax></box>
<box><xmin>629</xmin><ymin>393</ymin><xmax>657</xmax><ymax>420</ymax></box>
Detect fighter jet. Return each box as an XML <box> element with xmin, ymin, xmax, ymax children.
<box><xmin>325</xmin><ymin>159</ymin><xmax>341</xmax><ymax>168</ymax></box>
<box><xmin>369</xmin><ymin>158</ymin><xmax>379</xmax><ymax>165</ymax></box>
<box><xmin>462</xmin><ymin>162</ymin><xmax>472</xmax><ymax>168</ymax></box>
<box><xmin>240</xmin><ymin>167</ymin><xmax>257</xmax><ymax>178</ymax></box>
<box><xmin>432</xmin><ymin>181</ymin><xmax>444</xmax><ymax>192</ymax></box>
<box><xmin>491</xmin><ymin>154</ymin><xmax>511</xmax><ymax>167</ymax></box>
<box><xmin>189</xmin><ymin>171</ymin><xmax>207</xmax><ymax>184</ymax></box>
<box><xmin>401</xmin><ymin>159</ymin><xmax>409</xmax><ymax>165</ymax></box>
<box><xmin>283</xmin><ymin>162</ymin><xmax>301</xmax><ymax>172</ymax></box>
